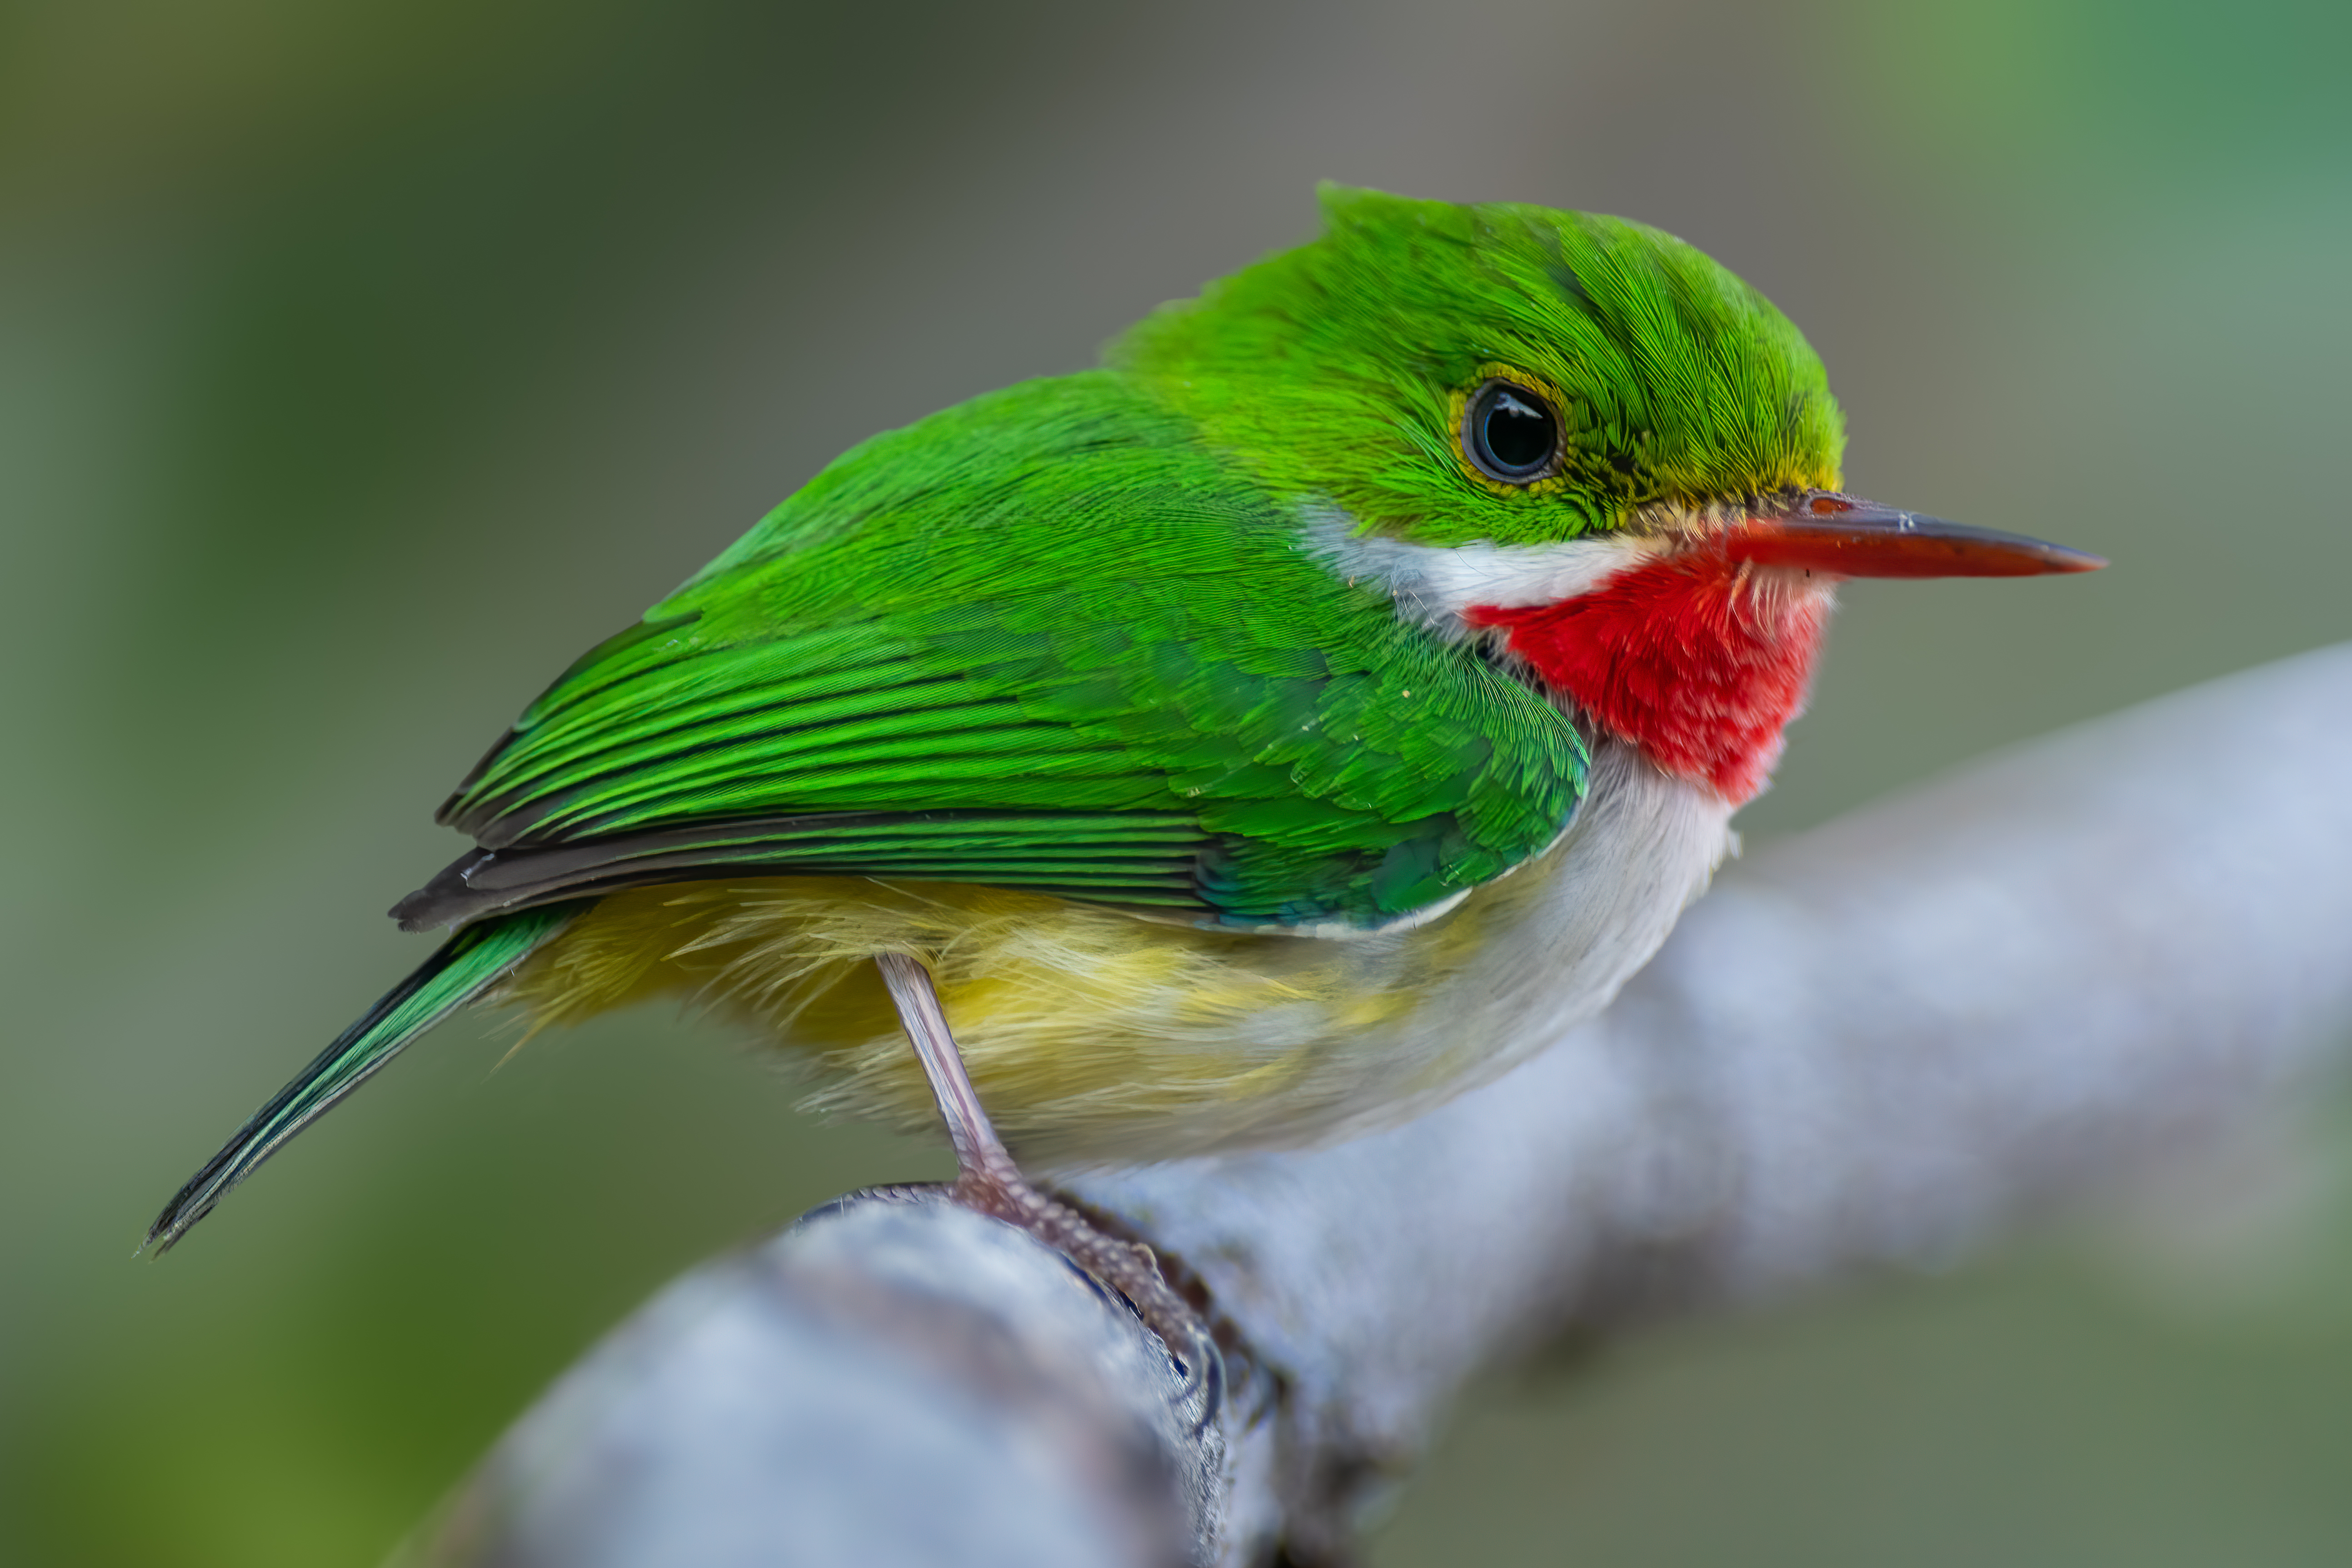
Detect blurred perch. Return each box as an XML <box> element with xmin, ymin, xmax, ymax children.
<box><xmin>405</xmin><ymin>643</ymin><xmax>2352</xmax><ymax>1568</ymax></box>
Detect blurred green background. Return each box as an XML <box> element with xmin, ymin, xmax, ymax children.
<box><xmin>3</xmin><ymin>0</ymin><xmax>2348</xmax><ymax>1562</ymax></box>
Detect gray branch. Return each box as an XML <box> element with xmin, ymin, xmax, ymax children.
<box><xmin>402</xmin><ymin>643</ymin><xmax>2352</xmax><ymax>1568</ymax></box>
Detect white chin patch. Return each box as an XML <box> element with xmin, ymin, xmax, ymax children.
<box><xmin>1303</xmin><ymin>507</ymin><xmax>1665</xmax><ymax>634</ymax></box>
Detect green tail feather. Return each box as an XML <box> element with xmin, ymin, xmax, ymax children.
<box><xmin>145</xmin><ymin>902</ymin><xmax>585</xmax><ymax>1252</ymax></box>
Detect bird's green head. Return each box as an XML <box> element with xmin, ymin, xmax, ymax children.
<box><xmin>1116</xmin><ymin>185</ymin><xmax>1845</xmax><ymax>547</ymax></box>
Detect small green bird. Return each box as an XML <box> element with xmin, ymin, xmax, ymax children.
<box><xmin>150</xmin><ymin>188</ymin><xmax>2097</xmax><ymax>1340</ymax></box>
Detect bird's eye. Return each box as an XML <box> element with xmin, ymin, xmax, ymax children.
<box><xmin>1463</xmin><ymin>380</ymin><xmax>1560</xmax><ymax>483</ymax></box>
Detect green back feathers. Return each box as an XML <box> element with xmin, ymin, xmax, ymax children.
<box><xmin>426</xmin><ymin>377</ymin><xmax>1585</xmax><ymax>932</ymax></box>
<box><xmin>1117</xmin><ymin>185</ymin><xmax>1845</xmax><ymax>545</ymax></box>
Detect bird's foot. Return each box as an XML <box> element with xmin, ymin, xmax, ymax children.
<box><xmin>951</xmin><ymin>1151</ymin><xmax>1221</xmax><ymax>1419</ymax></box>
<box><xmin>874</xmin><ymin>950</ymin><xmax>1221</xmax><ymax>1424</ymax></box>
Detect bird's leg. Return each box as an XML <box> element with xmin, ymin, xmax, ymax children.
<box><xmin>873</xmin><ymin>952</ymin><xmax>1215</xmax><ymax>1387</ymax></box>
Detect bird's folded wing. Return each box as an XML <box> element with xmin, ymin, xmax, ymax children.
<box><xmin>409</xmin><ymin>376</ymin><xmax>1586</xmax><ymax>933</ymax></box>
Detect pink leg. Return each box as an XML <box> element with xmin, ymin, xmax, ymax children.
<box><xmin>874</xmin><ymin>953</ymin><xmax>1213</xmax><ymax>1378</ymax></box>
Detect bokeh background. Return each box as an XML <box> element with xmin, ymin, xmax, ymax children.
<box><xmin>4</xmin><ymin>0</ymin><xmax>2348</xmax><ymax>1562</ymax></box>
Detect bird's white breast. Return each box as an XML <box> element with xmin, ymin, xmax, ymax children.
<box><xmin>1246</xmin><ymin>736</ymin><xmax>1734</xmax><ymax>1152</ymax></box>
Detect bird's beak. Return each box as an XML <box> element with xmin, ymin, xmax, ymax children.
<box><xmin>1723</xmin><ymin>490</ymin><xmax>2106</xmax><ymax>579</ymax></box>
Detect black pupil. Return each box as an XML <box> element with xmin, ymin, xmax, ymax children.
<box><xmin>1475</xmin><ymin>385</ymin><xmax>1555</xmax><ymax>478</ymax></box>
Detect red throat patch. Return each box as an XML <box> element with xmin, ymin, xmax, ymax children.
<box><xmin>1467</xmin><ymin>553</ymin><xmax>1830</xmax><ymax>804</ymax></box>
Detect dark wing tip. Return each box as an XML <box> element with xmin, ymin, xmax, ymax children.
<box><xmin>389</xmin><ymin>850</ymin><xmax>498</xmax><ymax>933</ymax></box>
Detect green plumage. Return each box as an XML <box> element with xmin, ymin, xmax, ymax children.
<box><xmin>397</xmin><ymin>190</ymin><xmax>1842</xmax><ymax>934</ymax></box>
<box><xmin>424</xmin><ymin>369</ymin><xmax>1588</xmax><ymax>930</ymax></box>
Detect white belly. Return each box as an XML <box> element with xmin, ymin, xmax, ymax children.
<box><xmin>1133</xmin><ymin>738</ymin><xmax>1735</xmax><ymax>1160</ymax></box>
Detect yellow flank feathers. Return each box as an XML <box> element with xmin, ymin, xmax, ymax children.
<box><xmin>495</xmin><ymin>867</ymin><xmax>1535</xmax><ymax>1163</ymax></box>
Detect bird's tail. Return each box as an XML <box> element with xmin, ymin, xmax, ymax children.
<box><xmin>145</xmin><ymin>901</ymin><xmax>586</xmax><ymax>1253</ymax></box>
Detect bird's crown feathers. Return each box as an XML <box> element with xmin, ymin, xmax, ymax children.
<box><xmin>1116</xmin><ymin>185</ymin><xmax>1845</xmax><ymax>546</ymax></box>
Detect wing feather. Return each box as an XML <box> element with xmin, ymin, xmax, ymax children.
<box><xmin>408</xmin><ymin>373</ymin><xmax>1588</xmax><ymax>932</ymax></box>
